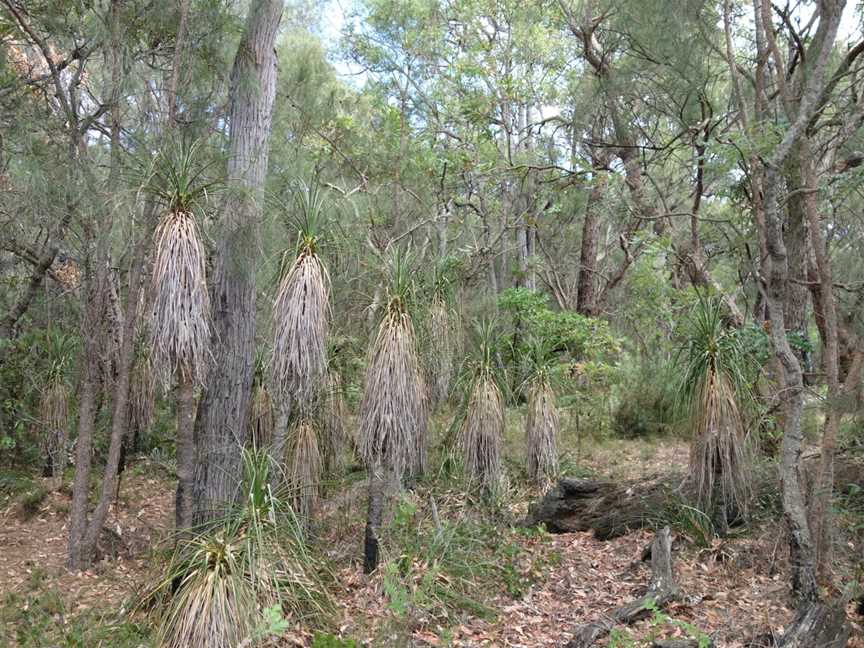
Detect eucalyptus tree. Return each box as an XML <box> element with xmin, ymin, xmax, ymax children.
<box><xmin>193</xmin><ymin>0</ymin><xmax>284</xmax><ymax>522</ymax></box>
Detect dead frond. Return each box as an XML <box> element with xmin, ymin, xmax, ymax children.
<box><xmin>359</xmin><ymin>308</ymin><xmax>428</xmax><ymax>480</ymax></box>
<box><xmin>689</xmin><ymin>369</ymin><xmax>751</xmax><ymax>519</ymax></box>
<box><xmin>149</xmin><ymin>209</ymin><xmax>211</xmax><ymax>387</ymax></box>
<box><xmin>39</xmin><ymin>378</ymin><xmax>70</xmax><ymax>481</ymax></box>
<box><xmin>271</xmin><ymin>250</ymin><xmax>330</xmax><ymax>412</ymax></box>
<box><xmin>288</xmin><ymin>419</ymin><xmax>322</xmax><ymax>521</ymax></box>
<box><xmin>459</xmin><ymin>374</ymin><xmax>504</xmax><ymax>493</ymax></box>
<box><xmin>525</xmin><ymin>379</ymin><xmax>559</xmax><ymax>485</ymax></box>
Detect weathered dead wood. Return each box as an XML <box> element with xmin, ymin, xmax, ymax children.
<box><xmin>777</xmin><ymin>602</ymin><xmax>848</xmax><ymax>648</ymax></box>
<box><xmin>652</xmin><ymin>640</ymin><xmax>713</xmax><ymax>648</ymax></box>
<box><xmin>524</xmin><ymin>475</ymin><xmax>676</xmax><ymax>539</ymax></box>
<box><xmin>565</xmin><ymin>527</ymin><xmax>679</xmax><ymax>648</ymax></box>
<box><xmin>524</xmin><ymin>453</ymin><xmax>864</xmax><ymax>539</ymax></box>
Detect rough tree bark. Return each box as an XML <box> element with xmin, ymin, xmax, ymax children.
<box><xmin>755</xmin><ymin>0</ymin><xmax>845</xmax><ymax>602</ymax></box>
<box><xmin>193</xmin><ymin>0</ymin><xmax>283</xmax><ymax>522</ymax></box>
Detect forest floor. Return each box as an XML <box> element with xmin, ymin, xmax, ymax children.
<box><xmin>1</xmin><ymin>437</ymin><xmax>863</xmax><ymax>648</ymax></box>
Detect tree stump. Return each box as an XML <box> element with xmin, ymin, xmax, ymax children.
<box><xmin>565</xmin><ymin>527</ymin><xmax>679</xmax><ymax>648</ymax></box>
<box><xmin>777</xmin><ymin>603</ymin><xmax>848</xmax><ymax>648</ymax></box>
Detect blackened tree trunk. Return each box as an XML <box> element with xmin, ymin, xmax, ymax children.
<box><xmin>363</xmin><ymin>462</ymin><xmax>385</xmax><ymax>574</ymax></box>
<box><xmin>193</xmin><ymin>0</ymin><xmax>283</xmax><ymax>522</ymax></box>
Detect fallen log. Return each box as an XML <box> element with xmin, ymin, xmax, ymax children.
<box><xmin>523</xmin><ymin>475</ymin><xmax>677</xmax><ymax>539</ymax></box>
<box><xmin>652</xmin><ymin>640</ymin><xmax>713</xmax><ymax>648</ymax></box>
<box><xmin>565</xmin><ymin>527</ymin><xmax>679</xmax><ymax>648</ymax></box>
<box><xmin>523</xmin><ymin>452</ymin><xmax>864</xmax><ymax>539</ymax></box>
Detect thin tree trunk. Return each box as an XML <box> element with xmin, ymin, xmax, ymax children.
<box><xmin>576</xmin><ymin>161</ymin><xmax>606</xmax><ymax>316</ymax></box>
<box><xmin>193</xmin><ymin>0</ymin><xmax>283</xmax><ymax>522</ymax></box>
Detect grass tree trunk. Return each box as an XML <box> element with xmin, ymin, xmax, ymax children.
<box><xmin>364</xmin><ymin>462</ymin><xmax>385</xmax><ymax>574</ymax></box>
<box><xmin>175</xmin><ymin>374</ymin><xmax>196</xmax><ymax>530</ymax></box>
<box><xmin>193</xmin><ymin>0</ymin><xmax>283</xmax><ymax>522</ymax></box>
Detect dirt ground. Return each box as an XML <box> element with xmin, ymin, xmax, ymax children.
<box><xmin>1</xmin><ymin>447</ymin><xmax>862</xmax><ymax>647</ymax></box>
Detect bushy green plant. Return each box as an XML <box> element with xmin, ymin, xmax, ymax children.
<box><xmin>611</xmin><ymin>359</ymin><xmax>679</xmax><ymax>438</ymax></box>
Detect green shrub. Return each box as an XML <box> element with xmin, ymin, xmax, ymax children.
<box><xmin>611</xmin><ymin>360</ymin><xmax>678</xmax><ymax>438</ymax></box>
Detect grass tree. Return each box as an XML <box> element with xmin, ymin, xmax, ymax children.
<box><xmin>249</xmin><ymin>350</ymin><xmax>273</xmax><ymax>450</ymax></box>
<box><xmin>458</xmin><ymin>320</ymin><xmax>505</xmax><ymax>495</ymax></box>
<box><xmin>147</xmin><ymin>141</ymin><xmax>214</xmax><ymax>531</ymax></box>
<box><xmin>148</xmin><ymin>448</ymin><xmax>330</xmax><ymax>648</ymax></box>
<box><xmin>676</xmin><ymin>294</ymin><xmax>753</xmax><ymax>530</ymax></box>
<box><xmin>37</xmin><ymin>329</ymin><xmax>74</xmax><ymax>489</ymax></box>
<box><xmin>269</xmin><ymin>181</ymin><xmax>331</xmax><ymax>520</ymax></box>
<box><xmin>359</xmin><ymin>249</ymin><xmax>428</xmax><ymax>573</ymax></box>
<box><xmin>523</xmin><ymin>338</ymin><xmax>559</xmax><ymax>485</ymax></box>
<box><xmin>427</xmin><ymin>263</ymin><xmax>456</xmax><ymax>409</ymax></box>
<box><xmin>128</xmin><ymin>343</ymin><xmax>155</xmax><ymax>453</ymax></box>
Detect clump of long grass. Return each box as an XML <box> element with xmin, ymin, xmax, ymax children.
<box><xmin>458</xmin><ymin>321</ymin><xmax>505</xmax><ymax>494</ymax></box>
<box><xmin>676</xmin><ymin>293</ymin><xmax>753</xmax><ymax>524</ymax></box>
<box><xmin>147</xmin><ymin>448</ymin><xmax>330</xmax><ymax>648</ymax></box>
<box><xmin>523</xmin><ymin>339</ymin><xmax>559</xmax><ymax>485</ymax></box>
<box><xmin>249</xmin><ymin>351</ymin><xmax>273</xmax><ymax>450</ymax></box>
<box><xmin>287</xmin><ymin>419</ymin><xmax>322</xmax><ymax>521</ymax></box>
<box><xmin>270</xmin><ymin>181</ymin><xmax>331</xmax><ymax>412</ymax></box>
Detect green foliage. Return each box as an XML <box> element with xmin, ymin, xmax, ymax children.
<box><xmin>139</xmin><ymin>139</ymin><xmax>221</xmax><ymax>215</ymax></box>
<box><xmin>1</xmin><ymin>587</ymin><xmax>150</xmax><ymax>648</ymax></box>
<box><xmin>311</xmin><ymin>632</ymin><xmax>358</xmax><ymax>648</ymax></box>
<box><xmin>498</xmin><ymin>288</ymin><xmax>619</xmax><ymax>361</ymax></box>
<box><xmin>611</xmin><ymin>359</ymin><xmax>679</xmax><ymax>439</ymax></box>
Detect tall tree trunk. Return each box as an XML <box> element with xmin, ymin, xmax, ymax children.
<box><xmin>754</xmin><ymin>0</ymin><xmax>845</xmax><ymax>601</ymax></box>
<box><xmin>576</xmin><ymin>158</ymin><xmax>606</xmax><ymax>317</ymax></box>
<box><xmin>193</xmin><ymin>0</ymin><xmax>283</xmax><ymax>522</ymax></box>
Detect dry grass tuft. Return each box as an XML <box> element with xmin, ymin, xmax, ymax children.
<box><xmin>526</xmin><ymin>379</ymin><xmax>559</xmax><ymax>485</ymax></box>
<box><xmin>689</xmin><ymin>370</ymin><xmax>751</xmax><ymax>519</ymax></box>
<box><xmin>460</xmin><ymin>375</ymin><xmax>504</xmax><ymax>493</ymax></box>
<box><xmin>39</xmin><ymin>378</ymin><xmax>70</xmax><ymax>482</ymax></box>
<box><xmin>270</xmin><ymin>250</ymin><xmax>330</xmax><ymax>411</ymax></box>
<box><xmin>149</xmin><ymin>209</ymin><xmax>211</xmax><ymax>387</ymax></box>
<box><xmin>359</xmin><ymin>307</ymin><xmax>428</xmax><ymax>480</ymax></box>
<box><xmin>428</xmin><ymin>295</ymin><xmax>454</xmax><ymax>408</ymax></box>
<box><xmin>129</xmin><ymin>352</ymin><xmax>155</xmax><ymax>443</ymax></box>
<box><xmin>288</xmin><ymin>419</ymin><xmax>322</xmax><ymax>521</ymax></box>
